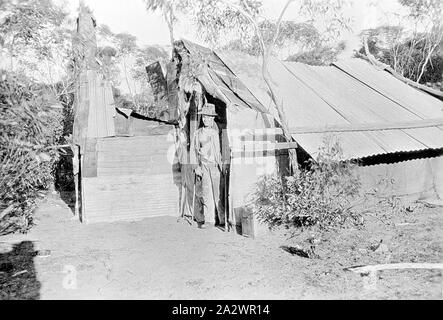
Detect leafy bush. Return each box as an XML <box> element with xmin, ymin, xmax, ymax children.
<box><xmin>250</xmin><ymin>137</ymin><xmax>363</xmax><ymax>236</ymax></box>
<box><xmin>0</xmin><ymin>71</ymin><xmax>64</xmax><ymax>235</ymax></box>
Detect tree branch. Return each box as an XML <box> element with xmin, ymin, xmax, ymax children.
<box><xmin>223</xmin><ymin>0</ymin><xmax>297</xmax><ymax>171</ymax></box>
<box><xmin>363</xmin><ymin>35</ymin><xmax>389</xmax><ymax>71</ymax></box>
<box><xmin>163</xmin><ymin>6</ymin><xmax>175</xmax><ymax>47</ymax></box>
<box><xmin>223</xmin><ymin>0</ymin><xmax>266</xmax><ymax>53</ymax></box>
<box><xmin>417</xmin><ymin>35</ymin><xmax>441</xmax><ymax>83</ymax></box>
<box><xmin>270</xmin><ymin>0</ymin><xmax>294</xmax><ymax>51</ymax></box>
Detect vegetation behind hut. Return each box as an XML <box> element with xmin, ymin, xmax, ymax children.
<box><xmin>250</xmin><ymin>137</ymin><xmax>409</xmax><ymax>256</ymax></box>
<box><xmin>358</xmin><ymin>0</ymin><xmax>442</xmax><ymax>88</ymax></box>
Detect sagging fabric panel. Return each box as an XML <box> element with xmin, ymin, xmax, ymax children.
<box><xmin>226</xmin><ymin>107</ymin><xmax>279</xmax><ymax>235</ymax></box>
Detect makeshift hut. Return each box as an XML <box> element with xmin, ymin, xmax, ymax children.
<box><xmin>72</xmin><ymin>5</ymin><xmax>443</xmax><ymax>235</ymax></box>
<box><xmin>164</xmin><ymin>40</ymin><xmax>443</xmax><ymax>237</ymax></box>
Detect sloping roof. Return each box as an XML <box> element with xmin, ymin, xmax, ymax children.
<box><xmin>178</xmin><ymin>40</ymin><xmax>268</xmax><ymax>114</ymax></box>
<box><xmin>334</xmin><ymin>59</ymin><xmax>443</xmax><ymax>118</ymax></box>
<box><xmin>218</xmin><ymin>51</ymin><xmax>443</xmax><ymax>160</ymax></box>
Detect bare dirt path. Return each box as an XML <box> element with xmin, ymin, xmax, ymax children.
<box><xmin>1</xmin><ymin>193</ymin><xmax>442</xmax><ymax>300</ymax></box>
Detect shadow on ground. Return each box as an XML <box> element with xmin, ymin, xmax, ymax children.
<box><xmin>0</xmin><ymin>241</ymin><xmax>41</xmax><ymax>300</ymax></box>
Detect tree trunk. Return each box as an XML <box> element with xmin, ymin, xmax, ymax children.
<box><xmin>222</xmin><ymin>0</ymin><xmax>298</xmax><ymax>172</ymax></box>
<box><xmin>163</xmin><ymin>8</ymin><xmax>175</xmax><ymax>58</ymax></box>
<box><xmin>417</xmin><ymin>41</ymin><xmax>439</xmax><ymax>84</ymax></box>
<box><xmin>167</xmin><ymin>11</ymin><xmax>175</xmax><ymax>47</ymax></box>
<box><xmin>122</xmin><ymin>56</ymin><xmax>137</xmax><ymax>109</ymax></box>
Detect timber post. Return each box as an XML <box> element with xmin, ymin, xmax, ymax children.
<box><xmin>72</xmin><ymin>1</ymin><xmax>98</xmax><ymax>220</ymax></box>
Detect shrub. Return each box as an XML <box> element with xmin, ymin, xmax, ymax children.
<box><xmin>0</xmin><ymin>71</ymin><xmax>64</xmax><ymax>235</ymax></box>
<box><xmin>250</xmin><ymin>137</ymin><xmax>363</xmax><ymax>237</ymax></box>
<box><xmin>53</xmin><ymin>89</ymin><xmax>75</xmax><ymax>194</ymax></box>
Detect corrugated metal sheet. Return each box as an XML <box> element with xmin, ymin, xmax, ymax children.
<box><xmin>282</xmin><ymin>60</ymin><xmax>443</xmax><ymax>159</ymax></box>
<box><xmin>83</xmin><ymin>135</ymin><xmax>179</xmax><ymax>224</ymax></box>
<box><xmin>219</xmin><ymin>50</ymin><xmax>443</xmax><ymax>160</ymax></box>
<box><xmin>86</xmin><ymin>70</ymin><xmax>116</xmax><ymax>139</ymax></box>
<box><xmin>83</xmin><ymin>174</ymin><xmax>179</xmax><ymax>224</ymax></box>
<box><xmin>334</xmin><ymin>59</ymin><xmax>443</xmax><ymax>119</ymax></box>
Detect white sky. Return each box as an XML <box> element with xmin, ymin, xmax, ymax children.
<box><xmin>63</xmin><ymin>0</ymin><xmax>406</xmax><ymax>50</ymax></box>
<box><xmin>58</xmin><ymin>0</ymin><xmax>407</xmax><ymax>94</ymax></box>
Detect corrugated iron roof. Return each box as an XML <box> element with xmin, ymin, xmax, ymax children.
<box><xmin>218</xmin><ymin>50</ymin><xmax>443</xmax><ymax>160</ymax></box>
<box><xmin>334</xmin><ymin>59</ymin><xmax>443</xmax><ymax>119</ymax></box>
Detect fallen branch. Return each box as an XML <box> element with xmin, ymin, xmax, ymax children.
<box><xmin>345</xmin><ymin>263</ymin><xmax>443</xmax><ymax>274</ymax></box>
<box><xmin>345</xmin><ymin>263</ymin><xmax>443</xmax><ymax>289</ymax></box>
<box><xmin>395</xmin><ymin>222</ymin><xmax>417</xmax><ymax>227</ymax></box>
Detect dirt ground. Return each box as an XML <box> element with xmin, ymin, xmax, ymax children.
<box><xmin>0</xmin><ymin>192</ymin><xmax>442</xmax><ymax>300</ymax></box>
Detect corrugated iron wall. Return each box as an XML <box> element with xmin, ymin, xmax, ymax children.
<box><xmin>82</xmin><ymin>135</ymin><xmax>180</xmax><ymax>224</ymax></box>
<box><xmin>85</xmin><ymin>70</ymin><xmax>116</xmax><ymax>139</ymax></box>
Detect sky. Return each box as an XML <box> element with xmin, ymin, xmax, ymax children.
<box><xmin>64</xmin><ymin>0</ymin><xmax>187</xmax><ymax>46</ymax></box>
<box><xmin>58</xmin><ymin>0</ymin><xmax>407</xmax><ymax>94</ymax></box>
<box><xmin>63</xmin><ymin>0</ymin><xmax>406</xmax><ymax>51</ymax></box>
